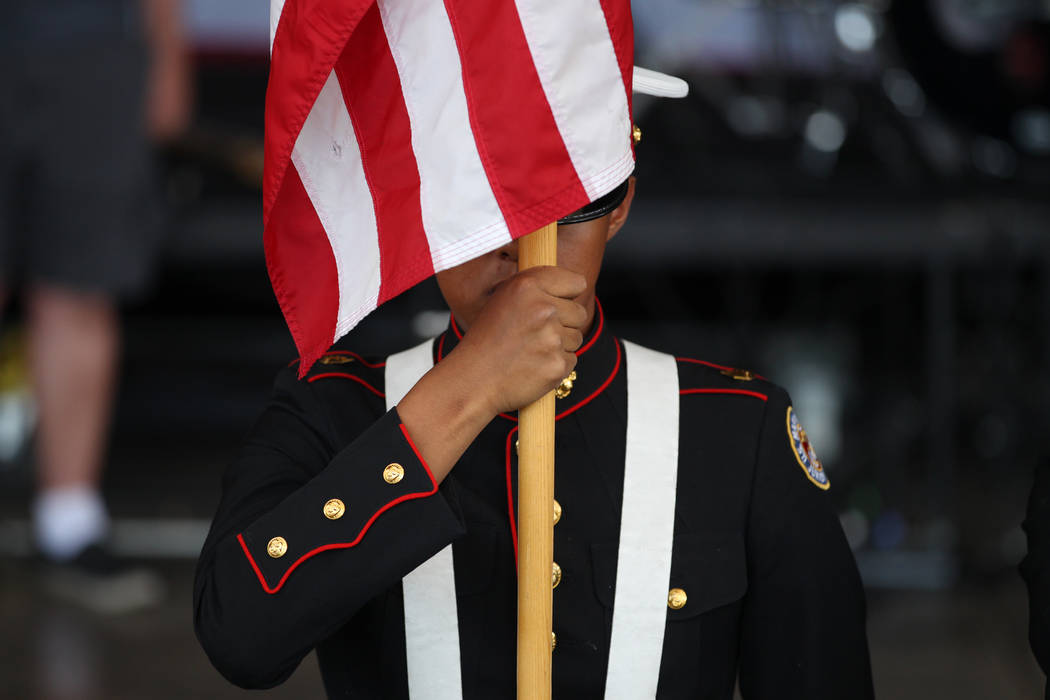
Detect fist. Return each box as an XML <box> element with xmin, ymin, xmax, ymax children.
<box><xmin>452</xmin><ymin>267</ymin><xmax>588</xmax><ymax>414</ymax></box>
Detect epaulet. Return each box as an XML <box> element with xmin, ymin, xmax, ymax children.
<box><xmin>675</xmin><ymin>356</ymin><xmax>771</xmax><ymax>401</ymax></box>
<box><xmin>291</xmin><ymin>350</ymin><xmax>387</xmax><ymax>398</ymax></box>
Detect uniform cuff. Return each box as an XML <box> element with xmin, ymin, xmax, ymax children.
<box><xmin>238</xmin><ymin>409</ymin><xmax>443</xmax><ymax>593</ymax></box>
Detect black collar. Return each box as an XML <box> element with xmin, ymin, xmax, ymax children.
<box><xmin>435</xmin><ymin>298</ymin><xmax>621</xmax><ymax>421</ymax></box>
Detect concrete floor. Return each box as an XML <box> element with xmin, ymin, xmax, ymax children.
<box><xmin>0</xmin><ymin>558</ymin><xmax>1042</xmax><ymax>699</ymax></box>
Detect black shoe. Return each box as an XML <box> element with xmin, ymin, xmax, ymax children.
<box><xmin>39</xmin><ymin>543</ymin><xmax>166</xmax><ymax>615</ymax></box>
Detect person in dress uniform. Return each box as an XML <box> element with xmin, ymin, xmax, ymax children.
<box><xmin>193</xmin><ymin>150</ymin><xmax>875</xmax><ymax>697</ymax></box>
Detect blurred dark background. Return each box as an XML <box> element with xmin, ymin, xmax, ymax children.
<box><xmin>2</xmin><ymin>0</ymin><xmax>1049</xmax><ymax>697</ymax></box>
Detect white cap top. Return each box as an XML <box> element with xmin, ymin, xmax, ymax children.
<box><xmin>632</xmin><ymin>66</ymin><xmax>689</xmax><ymax>99</ymax></box>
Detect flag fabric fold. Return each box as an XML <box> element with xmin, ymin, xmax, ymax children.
<box><xmin>264</xmin><ymin>0</ymin><xmax>635</xmax><ymax>373</ymax></box>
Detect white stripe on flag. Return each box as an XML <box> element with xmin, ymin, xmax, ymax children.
<box><xmin>270</xmin><ymin>0</ymin><xmax>285</xmax><ymax>53</ymax></box>
<box><xmin>514</xmin><ymin>0</ymin><xmax>634</xmax><ymax>200</ymax></box>
<box><xmin>291</xmin><ymin>71</ymin><xmax>382</xmax><ymax>341</ymax></box>
<box><xmin>377</xmin><ymin>0</ymin><xmax>511</xmax><ymax>272</ymax></box>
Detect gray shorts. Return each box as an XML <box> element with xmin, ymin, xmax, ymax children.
<box><xmin>0</xmin><ymin>40</ymin><xmax>162</xmax><ymax>299</ymax></box>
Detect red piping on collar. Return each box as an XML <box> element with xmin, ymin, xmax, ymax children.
<box><xmin>307</xmin><ymin>373</ymin><xmax>385</xmax><ymax>397</ymax></box>
<box><xmin>679</xmin><ymin>388</ymin><xmax>768</xmax><ymax>401</ymax></box>
<box><xmin>505</xmin><ymin>426</ymin><xmax>520</xmax><ymax>565</ymax></box>
<box><xmin>238</xmin><ymin>423</ymin><xmax>437</xmax><ymax>594</ymax></box>
<box><xmin>503</xmin><ymin>339</ymin><xmax>623</xmax><ymax>566</ymax></box>
<box><xmin>439</xmin><ymin>305</ymin><xmax>612</xmax><ymax>423</ymax></box>
<box><xmin>575</xmin><ymin>297</ymin><xmax>604</xmax><ymax>356</ymax></box>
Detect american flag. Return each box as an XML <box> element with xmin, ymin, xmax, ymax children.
<box><xmin>263</xmin><ymin>0</ymin><xmax>636</xmax><ymax>373</ymax></box>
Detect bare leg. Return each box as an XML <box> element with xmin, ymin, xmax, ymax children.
<box><xmin>27</xmin><ymin>285</ymin><xmax>119</xmax><ymax>491</ymax></box>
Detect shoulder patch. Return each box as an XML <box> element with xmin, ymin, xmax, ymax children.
<box><xmin>786</xmin><ymin>406</ymin><xmax>830</xmax><ymax>490</ymax></box>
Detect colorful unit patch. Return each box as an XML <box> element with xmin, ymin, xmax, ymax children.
<box><xmin>786</xmin><ymin>407</ymin><xmax>830</xmax><ymax>490</ymax></box>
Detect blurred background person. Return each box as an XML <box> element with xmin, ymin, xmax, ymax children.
<box><xmin>0</xmin><ymin>0</ymin><xmax>191</xmax><ymax>611</ymax></box>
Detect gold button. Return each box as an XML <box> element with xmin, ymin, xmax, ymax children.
<box><xmin>323</xmin><ymin>498</ymin><xmax>345</xmax><ymax>520</ymax></box>
<box><xmin>551</xmin><ymin>631</ymin><xmax>557</xmax><ymax>651</ymax></box>
<box><xmin>553</xmin><ymin>499</ymin><xmax>562</xmax><ymax>526</ymax></box>
<box><xmin>267</xmin><ymin>536</ymin><xmax>288</xmax><ymax>559</ymax></box>
<box><xmin>555</xmin><ymin>370</ymin><xmax>577</xmax><ymax>399</ymax></box>
<box><xmin>720</xmin><ymin>367</ymin><xmax>755</xmax><ymax>381</ymax></box>
<box><xmin>319</xmin><ymin>354</ymin><xmax>353</xmax><ymax>365</ymax></box>
<box><xmin>383</xmin><ymin>463</ymin><xmax>405</xmax><ymax>484</ymax></box>
<box><xmin>632</xmin><ymin>124</ymin><xmax>642</xmax><ymax>144</ymax></box>
<box><xmin>667</xmin><ymin>587</ymin><xmax>688</xmax><ymax>610</ymax></box>
<box><xmin>552</xmin><ymin>562</ymin><xmax>562</xmax><ymax>589</ymax></box>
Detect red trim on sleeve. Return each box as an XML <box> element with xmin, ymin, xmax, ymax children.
<box><xmin>399</xmin><ymin>423</ymin><xmax>439</xmax><ymax>486</ymax></box>
<box><xmin>307</xmin><ymin>372</ymin><xmax>385</xmax><ymax>397</ymax></box>
<box><xmin>238</xmin><ymin>425</ymin><xmax>440</xmax><ymax>595</ymax></box>
<box><xmin>450</xmin><ymin>314</ymin><xmax>464</xmax><ymax>340</ymax></box>
<box><xmin>679</xmin><ymin>388</ymin><xmax>768</xmax><ymax>401</ymax></box>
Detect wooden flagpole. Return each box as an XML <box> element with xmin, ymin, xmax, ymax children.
<box><xmin>516</xmin><ymin>222</ymin><xmax>558</xmax><ymax>700</ymax></box>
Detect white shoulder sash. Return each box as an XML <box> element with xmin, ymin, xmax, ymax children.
<box><xmin>385</xmin><ymin>340</ymin><xmax>463</xmax><ymax>700</ymax></box>
<box><xmin>604</xmin><ymin>341</ymin><xmax>680</xmax><ymax>699</ymax></box>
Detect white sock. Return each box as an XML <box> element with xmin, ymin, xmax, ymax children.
<box><xmin>33</xmin><ymin>486</ymin><xmax>110</xmax><ymax>561</ymax></box>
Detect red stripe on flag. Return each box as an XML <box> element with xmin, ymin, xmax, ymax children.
<box><xmin>264</xmin><ymin>164</ymin><xmax>340</xmax><ymax>374</ymax></box>
<box><xmin>599</xmin><ymin>0</ymin><xmax>635</xmax><ymax>131</ymax></box>
<box><xmin>264</xmin><ymin>0</ymin><xmax>375</xmax><ymax>226</ymax></box>
<box><xmin>443</xmin><ymin>0</ymin><xmax>589</xmax><ymax>238</ymax></box>
<box><xmin>334</xmin><ymin>5</ymin><xmax>434</xmax><ymax>305</ymax></box>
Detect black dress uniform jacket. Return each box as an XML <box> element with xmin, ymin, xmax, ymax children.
<box><xmin>194</xmin><ymin>306</ymin><xmax>874</xmax><ymax>699</ymax></box>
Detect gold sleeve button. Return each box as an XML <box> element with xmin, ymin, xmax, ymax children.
<box><xmin>552</xmin><ymin>562</ymin><xmax>562</xmax><ymax>589</ymax></box>
<box><xmin>383</xmin><ymin>463</ymin><xmax>405</xmax><ymax>484</ymax></box>
<box><xmin>553</xmin><ymin>499</ymin><xmax>562</xmax><ymax>526</ymax></box>
<box><xmin>267</xmin><ymin>536</ymin><xmax>288</xmax><ymax>559</ymax></box>
<box><xmin>667</xmin><ymin>587</ymin><xmax>688</xmax><ymax>610</ymax></box>
<box><xmin>323</xmin><ymin>498</ymin><xmax>345</xmax><ymax>520</ymax></box>
<box><xmin>551</xmin><ymin>631</ymin><xmax>557</xmax><ymax>651</ymax></box>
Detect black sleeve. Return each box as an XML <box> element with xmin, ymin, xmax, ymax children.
<box><xmin>1021</xmin><ymin>461</ymin><xmax>1050</xmax><ymax>698</ymax></box>
<box><xmin>193</xmin><ymin>367</ymin><xmax>466</xmax><ymax>689</ymax></box>
<box><xmin>737</xmin><ymin>388</ymin><xmax>874</xmax><ymax>699</ymax></box>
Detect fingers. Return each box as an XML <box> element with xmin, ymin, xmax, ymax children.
<box><xmin>522</xmin><ymin>266</ymin><xmax>588</xmax><ymax>300</ymax></box>
<box><xmin>562</xmin><ymin>326</ymin><xmax>584</xmax><ymax>353</ymax></box>
<box><xmin>550</xmin><ymin>297</ymin><xmax>588</xmax><ymax>331</ymax></box>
